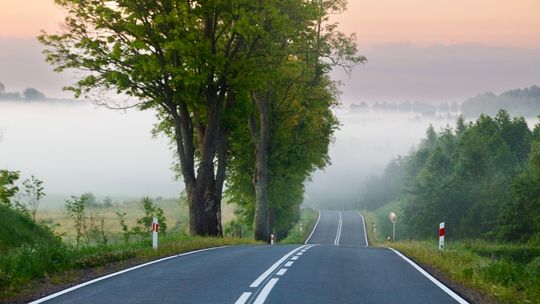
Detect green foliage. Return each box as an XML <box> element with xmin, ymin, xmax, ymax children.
<box><xmin>39</xmin><ymin>0</ymin><xmax>362</xmax><ymax>239</ymax></box>
<box><xmin>363</xmin><ymin>110</ymin><xmax>540</xmax><ymax>242</ymax></box>
<box><xmin>223</xmin><ymin>219</ymin><xmax>247</xmax><ymax>238</ymax></box>
<box><xmin>116</xmin><ymin>212</ymin><xmax>131</xmax><ymax>243</ymax></box>
<box><xmin>0</xmin><ymin>204</ymin><xmax>59</xmax><ymax>254</ymax></box>
<box><xmin>65</xmin><ymin>194</ymin><xmax>108</xmax><ymax>246</ymax></box>
<box><xmin>528</xmin><ymin>257</ymin><xmax>540</xmax><ymax>277</ymax></box>
<box><xmin>0</xmin><ymin>170</ymin><xmax>19</xmax><ymax>207</ymax></box>
<box><xmin>225</xmin><ymin>0</ymin><xmax>362</xmax><ymax>239</ymax></box>
<box><xmin>0</xmin><ymin>232</ymin><xmax>260</xmax><ymax>300</ymax></box>
<box><xmin>19</xmin><ymin>175</ymin><xmax>45</xmax><ymax>221</ymax></box>
<box><xmin>280</xmin><ymin>208</ymin><xmax>318</xmax><ymax>244</ymax></box>
<box><xmin>64</xmin><ymin>195</ymin><xmax>89</xmax><ymax>246</ymax></box>
<box><xmin>134</xmin><ymin>197</ymin><xmax>167</xmax><ymax>236</ymax></box>
<box><xmin>115</xmin><ymin>198</ymin><xmax>167</xmax><ymax>243</ymax></box>
<box><xmin>392</xmin><ymin>241</ymin><xmax>540</xmax><ymax>304</ymax></box>
<box><xmin>370</xmin><ymin>199</ymin><xmax>409</xmax><ymax>243</ymax></box>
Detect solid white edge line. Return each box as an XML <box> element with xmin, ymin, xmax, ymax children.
<box><xmin>249</xmin><ymin>245</ymin><xmax>307</xmax><ymax>288</ymax></box>
<box><xmin>357</xmin><ymin>211</ymin><xmax>369</xmax><ymax>247</ymax></box>
<box><xmin>304</xmin><ymin>210</ymin><xmax>321</xmax><ymax>244</ymax></box>
<box><xmin>234</xmin><ymin>292</ymin><xmax>252</xmax><ymax>304</ymax></box>
<box><xmin>29</xmin><ymin>246</ymin><xmax>231</xmax><ymax>304</ymax></box>
<box><xmin>388</xmin><ymin>248</ymin><xmax>469</xmax><ymax>304</ymax></box>
<box><xmin>253</xmin><ymin>278</ymin><xmax>279</xmax><ymax>304</ymax></box>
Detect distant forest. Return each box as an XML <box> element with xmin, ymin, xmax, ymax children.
<box><xmin>0</xmin><ymin>82</ymin><xmax>47</xmax><ymax>101</ymax></box>
<box><xmin>350</xmin><ymin>85</ymin><xmax>540</xmax><ymax>118</ymax></box>
<box><xmin>361</xmin><ymin>110</ymin><xmax>540</xmax><ymax>243</ymax></box>
<box><xmin>461</xmin><ymin>85</ymin><xmax>540</xmax><ymax>117</ymax></box>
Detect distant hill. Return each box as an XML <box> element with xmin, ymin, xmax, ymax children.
<box><xmin>0</xmin><ymin>204</ymin><xmax>59</xmax><ymax>253</ymax></box>
<box><xmin>348</xmin><ymin>85</ymin><xmax>540</xmax><ymax>118</ymax></box>
<box><xmin>461</xmin><ymin>85</ymin><xmax>540</xmax><ymax>117</ymax></box>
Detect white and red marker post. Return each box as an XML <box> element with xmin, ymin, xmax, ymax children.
<box><xmin>439</xmin><ymin>222</ymin><xmax>445</xmax><ymax>251</ymax></box>
<box><xmin>152</xmin><ymin>217</ymin><xmax>159</xmax><ymax>251</ymax></box>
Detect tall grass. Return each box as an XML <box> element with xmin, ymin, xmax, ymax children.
<box><xmin>0</xmin><ymin>232</ymin><xmax>261</xmax><ymax>300</ymax></box>
<box><xmin>281</xmin><ymin>208</ymin><xmax>318</xmax><ymax>244</ymax></box>
<box><xmin>392</xmin><ymin>241</ymin><xmax>540</xmax><ymax>303</ymax></box>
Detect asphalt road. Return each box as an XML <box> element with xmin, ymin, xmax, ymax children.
<box><xmin>32</xmin><ymin>210</ymin><xmax>467</xmax><ymax>304</ymax></box>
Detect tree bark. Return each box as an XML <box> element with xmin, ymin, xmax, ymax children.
<box><xmin>169</xmin><ymin>95</ymin><xmax>224</xmax><ymax>236</ymax></box>
<box><xmin>250</xmin><ymin>92</ymin><xmax>271</xmax><ymax>242</ymax></box>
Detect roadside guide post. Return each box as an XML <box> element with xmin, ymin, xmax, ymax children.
<box><xmin>389</xmin><ymin>212</ymin><xmax>397</xmax><ymax>241</ymax></box>
<box><xmin>439</xmin><ymin>222</ymin><xmax>445</xmax><ymax>251</ymax></box>
<box><xmin>152</xmin><ymin>217</ymin><xmax>159</xmax><ymax>251</ymax></box>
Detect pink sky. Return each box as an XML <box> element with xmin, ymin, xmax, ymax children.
<box><xmin>1</xmin><ymin>0</ymin><xmax>539</xmax><ymax>48</ymax></box>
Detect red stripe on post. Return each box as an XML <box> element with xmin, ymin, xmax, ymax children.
<box><xmin>439</xmin><ymin>228</ymin><xmax>445</xmax><ymax>237</ymax></box>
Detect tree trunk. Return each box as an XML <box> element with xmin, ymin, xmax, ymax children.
<box><xmin>169</xmin><ymin>98</ymin><xmax>223</xmax><ymax>237</ymax></box>
<box><xmin>250</xmin><ymin>93</ymin><xmax>270</xmax><ymax>242</ymax></box>
<box><xmin>204</xmin><ymin>180</ymin><xmax>221</xmax><ymax>237</ymax></box>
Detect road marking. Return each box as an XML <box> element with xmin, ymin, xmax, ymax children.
<box><xmin>357</xmin><ymin>211</ymin><xmax>369</xmax><ymax>247</ymax></box>
<box><xmin>29</xmin><ymin>246</ymin><xmax>232</xmax><ymax>304</ymax></box>
<box><xmin>236</xmin><ymin>244</ymin><xmax>317</xmax><ymax>304</ymax></box>
<box><xmin>234</xmin><ymin>292</ymin><xmax>252</xmax><ymax>304</ymax></box>
<box><xmin>304</xmin><ymin>210</ymin><xmax>321</xmax><ymax>244</ymax></box>
<box><xmin>389</xmin><ymin>248</ymin><xmax>469</xmax><ymax>304</ymax></box>
<box><xmin>276</xmin><ymin>268</ymin><xmax>288</xmax><ymax>276</ymax></box>
<box><xmin>334</xmin><ymin>211</ymin><xmax>343</xmax><ymax>246</ymax></box>
<box><xmin>253</xmin><ymin>278</ymin><xmax>279</xmax><ymax>304</ymax></box>
<box><xmin>249</xmin><ymin>245</ymin><xmax>307</xmax><ymax>288</ymax></box>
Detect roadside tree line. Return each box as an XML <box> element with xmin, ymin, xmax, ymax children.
<box><xmin>361</xmin><ymin>110</ymin><xmax>540</xmax><ymax>243</ymax></box>
<box><xmin>39</xmin><ymin>0</ymin><xmax>364</xmax><ymax>241</ymax></box>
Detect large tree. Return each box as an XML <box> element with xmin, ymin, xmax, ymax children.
<box><xmin>227</xmin><ymin>0</ymin><xmax>364</xmax><ymax>240</ymax></box>
<box><xmin>40</xmin><ymin>0</ymin><xmax>317</xmax><ymax>236</ymax></box>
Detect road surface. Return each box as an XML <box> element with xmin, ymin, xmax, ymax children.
<box><xmin>32</xmin><ymin>210</ymin><xmax>467</xmax><ymax>304</ymax></box>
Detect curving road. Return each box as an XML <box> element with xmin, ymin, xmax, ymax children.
<box><xmin>31</xmin><ymin>210</ymin><xmax>468</xmax><ymax>304</ymax></box>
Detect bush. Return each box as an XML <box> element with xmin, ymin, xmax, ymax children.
<box><xmin>527</xmin><ymin>257</ymin><xmax>540</xmax><ymax>277</ymax></box>
<box><xmin>480</xmin><ymin>260</ymin><xmax>526</xmax><ymax>286</ymax></box>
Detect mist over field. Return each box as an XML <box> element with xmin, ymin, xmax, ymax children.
<box><xmin>0</xmin><ymin>98</ymin><xmax>465</xmax><ymax>209</ymax></box>
<box><xmin>305</xmin><ymin>109</ymin><xmax>459</xmax><ymax>209</ymax></box>
<box><xmin>2</xmin><ymin>39</ymin><xmax>540</xmax><ymax>210</ymax></box>
<box><xmin>0</xmin><ymin>101</ymin><xmax>178</xmax><ymax>203</ymax></box>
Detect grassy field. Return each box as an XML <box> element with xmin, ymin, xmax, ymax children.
<box><xmin>36</xmin><ymin>197</ymin><xmax>237</xmax><ymax>243</ymax></box>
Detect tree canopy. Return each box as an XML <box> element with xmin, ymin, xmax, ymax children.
<box><xmin>361</xmin><ymin>110</ymin><xmax>540</xmax><ymax>243</ymax></box>
<box><xmin>39</xmin><ymin>0</ymin><xmax>363</xmax><ymax>240</ymax></box>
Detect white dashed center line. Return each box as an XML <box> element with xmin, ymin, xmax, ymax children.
<box><xmin>276</xmin><ymin>268</ymin><xmax>288</xmax><ymax>276</ymax></box>
<box><xmin>234</xmin><ymin>244</ymin><xmax>318</xmax><ymax>304</ymax></box>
